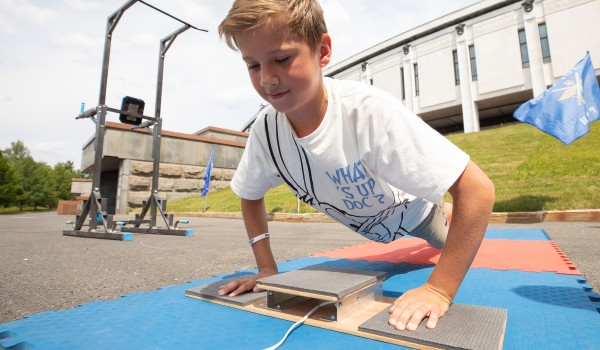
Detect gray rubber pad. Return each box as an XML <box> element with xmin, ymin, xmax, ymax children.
<box><xmin>257</xmin><ymin>266</ymin><xmax>387</xmax><ymax>299</ymax></box>
<box><xmin>185</xmin><ymin>277</ymin><xmax>267</xmax><ymax>307</ymax></box>
<box><xmin>358</xmin><ymin>304</ymin><xmax>507</xmax><ymax>350</ymax></box>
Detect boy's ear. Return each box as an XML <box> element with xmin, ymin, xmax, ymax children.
<box><xmin>319</xmin><ymin>33</ymin><xmax>332</xmax><ymax>67</ymax></box>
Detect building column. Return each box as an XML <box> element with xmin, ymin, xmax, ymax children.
<box><xmin>402</xmin><ymin>46</ymin><xmax>414</xmax><ymax>112</ymax></box>
<box><xmin>116</xmin><ymin>158</ymin><xmax>130</xmax><ymax>214</ymax></box>
<box><xmin>523</xmin><ymin>4</ymin><xmax>546</xmax><ymax>97</ymax></box>
<box><xmin>456</xmin><ymin>27</ymin><xmax>480</xmax><ymax>133</ymax></box>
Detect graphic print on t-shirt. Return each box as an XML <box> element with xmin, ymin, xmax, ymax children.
<box><xmin>325</xmin><ymin>160</ymin><xmax>385</xmax><ymax>211</ymax></box>
<box><xmin>264</xmin><ymin>113</ymin><xmax>414</xmax><ymax>243</ymax></box>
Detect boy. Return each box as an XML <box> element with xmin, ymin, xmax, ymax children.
<box><xmin>217</xmin><ymin>0</ymin><xmax>495</xmax><ymax>332</ymax></box>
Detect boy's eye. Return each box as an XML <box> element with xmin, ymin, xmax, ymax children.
<box><xmin>247</xmin><ymin>63</ymin><xmax>260</xmax><ymax>70</ymax></box>
<box><xmin>275</xmin><ymin>57</ymin><xmax>289</xmax><ymax>64</ymax></box>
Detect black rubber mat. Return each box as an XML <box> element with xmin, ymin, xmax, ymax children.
<box><xmin>358</xmin><ymin>304</ymin><xmax>507</xmax><ymax>350</ymax></box>
<box><xmin>185</xmin><ymin>278</ymin><xmax>267</xmax><ymax>307</ymax></box>
<box><xmin>257</xmin><ymin>266</ymin><xmax>387</xmax><ymax>299</ymax></box>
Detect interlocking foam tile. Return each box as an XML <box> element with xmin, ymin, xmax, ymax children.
<box><xmin>0</xmin><ymin>272</ymin><xmax>405</xmax><ymax>350</ymax></box>
<box><xmin>300</xmin><ymin>258</ymin><xmax>600</xmax><ymax>349</ymax></box>
<box><xmin>313</xmin><ymin>238</ymin><xmax>581</xmax><ymax>275</ymax></box>
<box><xmin>405</xmin><ymin>228</ymin><xmax>551</xmax><ymax>241</ymax></box>
<box><xmin>359</xmin><ymin>304</ymin><xmax>507</xmax><ymax>350</ymax></box>
<box><xmin>480</xmin><ymin>228</ymin><xmax>551</xmax><ymax>240</ymax></box>
<box><xmin>2</xmin><ymin>238</ymin><xmax>600</xmax><ymax>349</ymax></box>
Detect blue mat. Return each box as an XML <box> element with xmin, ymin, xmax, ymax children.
<box><xmin>407</xmin><ymin>228</ymin><xmax>551</xmax><ymax>241</ymax></box>
<box><xmin>2</xmin><ymin>230</ymin><xmax>600</xmax><ymax>349</ymax></box>
<box><xmin>482</xmin><ymin>228</ymin><xmax>552</xmax><ymax>240</ymax></box>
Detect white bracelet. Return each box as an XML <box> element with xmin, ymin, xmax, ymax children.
<box><xmin>249</xmin><ymin>233</ymin><xmax>270</xmax><ymax>245</ymax></box>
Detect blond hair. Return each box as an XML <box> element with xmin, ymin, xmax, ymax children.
<box><xmin>218</xmin><ymin>0</ymin><xmax>328</xmax><ymax>52</ymax></box>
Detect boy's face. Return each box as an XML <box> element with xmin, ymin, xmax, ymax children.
<box><xmin>235</xmin><ymin>21</ymin><xmax>331</xmax><ymax>120</ymax></box>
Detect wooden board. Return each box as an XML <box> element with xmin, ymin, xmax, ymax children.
<box><xmin>185</xmin><ymin>268</ymin><xmax>507</xmax><ymax>349</ymax></box>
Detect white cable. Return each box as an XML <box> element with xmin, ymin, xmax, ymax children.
<box><xmin>262</xmin><ymin>301</ymin><xmax>336</xmax><ymax>350</ymax></box>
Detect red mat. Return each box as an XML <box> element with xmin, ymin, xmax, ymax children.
<box><xmin>313</xmin><ymin>238</ymin><xmax>581</xmax><ymax>275</ymax></box>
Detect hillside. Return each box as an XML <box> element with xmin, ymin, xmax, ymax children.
<box><xmin>168</xmin><ymin>122</ymin><xmax>600</xmax><ymax>213</ymax></box>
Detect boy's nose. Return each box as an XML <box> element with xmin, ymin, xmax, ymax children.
<box><xmin>260</xmin><ymin>67</ymin><xmax>279</xmax><ymax>86</ymax></box>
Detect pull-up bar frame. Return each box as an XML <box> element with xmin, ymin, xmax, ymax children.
<box><xmin>63</xmin><ymin>0</ymin><xmax>206</xmax><ymax>240</ymax></box>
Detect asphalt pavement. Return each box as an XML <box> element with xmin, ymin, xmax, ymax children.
<box><xmin>0</xmin><ymin>211</ymin><xmax>598</xmax><ymax>324</ymax></box>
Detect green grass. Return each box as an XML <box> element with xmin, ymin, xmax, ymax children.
<box><xmin>168</xmin><ymin>122</ymin><xmax>600</xmax><ymax>213</ymax></box>
<box><xmin>446</xmin><ymin>122</ymin><xmax>599</xmax><ymax>211</ymax></box>
<box><xmin>0</xmin><ymin>206</ymin><xmax>53</xmax><ymax>214</ymax></box>
<box><xmin>169</xmin><ymin>184</ymin><xmax>318</xmax><ymax>214</ymax></box>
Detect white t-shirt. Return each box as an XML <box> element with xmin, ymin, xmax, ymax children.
<box><xmin>231</xmin><ymin>78</ymin><xmax>469</xmax><ymax>243</ymax></box>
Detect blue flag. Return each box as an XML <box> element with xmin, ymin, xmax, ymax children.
<box><xmin>201</xmin><ymin>147</ymin><xmax>214</xmax><ymax>197</ymax></box>
<box><xmin>513</xmin><ymin>52</ymin><xmax>600</xmax><ymax>144</ymax></box>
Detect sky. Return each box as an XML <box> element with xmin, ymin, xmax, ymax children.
<box><xmin>0</xmin><ymin>0</ymin><xmax>481</xmax><ymax>169</ymax></box>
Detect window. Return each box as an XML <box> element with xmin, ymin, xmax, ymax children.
<box><xmin>518</xmin><ymin>29</ymin><xmax>530</xmax><ymax>68</ymax></box>
<box><xmin>413</xmin><ymin>63</ymin><xmax>420</xmax><ymax>96</ymax></box>
<box><xmin>452</xmin><ymin>50</ymin><xmax>460</xmax><ymax>85</ymax></box>
<box><xmin>539</xmin><ymin>23</ymin><xmax>551</xmax><ymax>63</ymax></box>
<box><xmin>400</xmin><ymin>67</ymin><xmax>406</xmax><ymax>100</ymax></box>
<box><xmin>469</xmin><ymin>45</ymin><xmax>478</xmax><ymax>81</ymax></box>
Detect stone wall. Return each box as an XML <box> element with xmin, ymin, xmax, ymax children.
<box><xmin>126</xmin><ymin>160</ymin><xmax>236</xmax><ymax>208</ymax></box>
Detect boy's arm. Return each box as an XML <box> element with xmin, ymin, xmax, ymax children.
<box><xmin>218</xmin><ymin>197</ymin><xmax>278</xmax><ymax>297</ymax></box>
<box><xmin>389</xmin><ymin>160</ymin><xmax>495</xmax><ymax>331</ymax></box>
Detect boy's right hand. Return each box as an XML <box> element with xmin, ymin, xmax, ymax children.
<box><xmin>217</xmin><ymin>268</ymin><xmax>278</xmax><ymax>297</ymax></box>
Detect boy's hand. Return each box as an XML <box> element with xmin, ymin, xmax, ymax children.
<box><xmin>217</xmin><ymin>268</ymin><xmax>277</xmax><ymax>297</ymax></box>
<box><xmin>388</xmin><ymin>283</ymin><xmax>451</xmax><ymax>331</ymax></box>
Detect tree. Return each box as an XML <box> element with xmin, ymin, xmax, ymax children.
<box><xmin>15</xmin><ymin>157</ymin><xmax>36</xmax><ymax>210</ymax></box>
<box><xmin>28</xmin><ymin>162</ymin><xmax>56</xmax><ymax>209</ymax></box>
<box><xmin>2</xmin><ymin>140</ymin><xmax>83</xmax><ymax>210</ymax></box>
<box><xmin>0</xmin><ymin>153</ymin><xmax>21</xmax><ymax>207</ymax></box>
<box><xmin>52</xmin><ymin>161</ymin><xmax>81</xmax><ymax>201</ymax></box>
<box><xmin>2</xmin><ymin>140</ymin><xmax>31</xmax><ymax>165</ymax></box>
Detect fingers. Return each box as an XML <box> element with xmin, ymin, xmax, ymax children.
<box><xmin>218</xmin><ymin>270</ymin><xmax>277</xmax><ymax>297</ymax></box>
<box><xmin>389</xmin><ymin>301</ymin><xmax>430</xmax><ymax>331</ymax></box>
<box><xmin>217</xmin><ymin>278</ymin><xmax>257</xmax><ymax>297</ymax></box>
<box><xmin>388</xmin><ymin>288</ymin><xmax>450</xmax><ymax>331</ymax></box>
<box><xmin>426</xmin><ymin>310</ymin><xmax>440</xmax><ymax>329</ymax></box>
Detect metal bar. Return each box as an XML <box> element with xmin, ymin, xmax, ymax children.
<box><xmin>138</xmin><ymin>0</ymin><xmax>207</xmax><ymax>32</ymax></box>
<box><xmin>62</xmin><ymin>229</ymin><xmax>133</xmax><ymax>241</ymax></box>
<box><xmin>135</xmin><ymin>196</ymin><xmax>152</xmax><ymax>227</ymax></box>
<box><xmin>75</xmin><ymin>107</ymin><xmax>98</xmax><ymax>120</ymax></box>
<box><xmin>161</xmin><ymin>25</ymin><xmax>191</xmax><ymax>56</ymax></box>
<box><xmin>108</xmin><ymin>10</ymin><xmax>124</xmax><ymax>35</ymax></box>
<box><xmin>74</xmin><ymin>198</ymin><xmax>91</xmax><ymax>230</ymax></box>
<box><xmin>108</xmin><ymin>0</ymin><xmax>137</xmax><ymax>28</ymax></box>
<box><xmin>121</xmin><ymin>226</ymin><xmax>192</xmax><ymax>236</ymax></box>
<box><xmin>147</xmin><ymin>25</ymin><xmax>190</xmax><ymax>229</ymax></box>
<box><xmin>98</xmin><ymin>22</ymin><xmax>113</xmax><ymax>107</ymax></box>
<box><xmin>152</xmin><ymin>192</ymin><xmax>171</xmax><ymax>229</ymax></box>
<box><xmin>108</xmin><ymin>0</ymin><xmax>137</xmax><ymax>21</ymax></box>
<box><xmin>89</xmin><ymin>106</ymin><xmax>108</xmax><ymax>203</ymax></box>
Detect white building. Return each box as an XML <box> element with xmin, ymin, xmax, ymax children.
<box><xmin>322</xmin><ymin>0</ymin><xmax>600</xmax><ymax>133</ymax></box>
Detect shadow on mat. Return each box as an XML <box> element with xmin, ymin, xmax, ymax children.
<box><xmin>512</xmin><ymin>285</ymin><xmax>600</xmax><ymax>312</ymax></box>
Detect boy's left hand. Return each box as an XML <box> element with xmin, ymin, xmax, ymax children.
<box><xmin>388</xmin><ymin>283</ymin><xmax>451</xmax><ymax>331</ymax></box>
